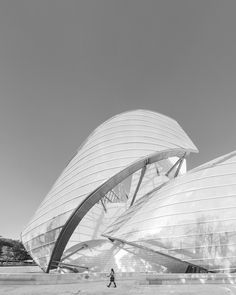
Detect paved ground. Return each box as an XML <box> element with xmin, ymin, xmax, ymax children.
<box><xmin>0</xmin><ymin>281</ymin><xmax>236</xmax><ymax>295</ymax></box>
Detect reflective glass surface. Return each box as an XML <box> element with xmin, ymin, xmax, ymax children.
<box><xmin>104</xmin><ymin>151</ymin><xmax>236</xmax><ymax>272</ymax></box>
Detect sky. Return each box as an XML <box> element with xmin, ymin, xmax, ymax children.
<box><xmin>1</xmin><ymin>0</ymin><xmax>236</xmax><ymax>239</ymax></box>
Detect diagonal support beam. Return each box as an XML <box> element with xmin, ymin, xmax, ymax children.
<box><xmin>111</xmin><ymin>189</ymin><xmax>121</xmax><ymax>201</ymax></box>
<box><xmin>165</xmin><ymin>153</ymin><xmax>186</xmax><ymax>178</ymax></box>
<box><xmin>103</xmin><ymin>194</ymin><xmax>112</xmax><ymax>203</ymax></box>
<box><xmin>174</xmin><ymin>153</ymin><xmax>186</xmax><ymax>178</ymax></box>
<box><xmin>61</xmin><ymin>244</ymin><xmax>88</xmax><ymax>262</ymax></box>
<box><xmin>130</xmin><ymin>162</ymin><xmax>148</xmax><ymax>207</ymax></box>
<box><xmin>52</xmin><ymin>260</ymin><xmax>89</xmax><ymax>270</ymax></box>
<box><xmin>155</xmin><ymin>165</ymin><xmax>160</xmax><ymax>176</ymax></box>
<box><xmin>100</xmin><ymin>199</ymin><xmax>107</xmax><ymax>212</ymax></box>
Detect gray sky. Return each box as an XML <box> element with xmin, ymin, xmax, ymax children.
<box><xmin>1</xmin><ymin>0</ymin><xmax>236</xmax><ymax>239</ymax></box>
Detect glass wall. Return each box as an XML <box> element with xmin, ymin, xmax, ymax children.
<box><xmin>104</xmin><ymin>151</ymin><xmax>236</xmax><ymax>272</ymax></box>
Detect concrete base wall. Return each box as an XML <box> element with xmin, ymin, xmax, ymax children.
<box><xmin>0</xmin><ymin>271</ymin><xmax>143</xmax><ymax>285</ymax></box>
<box><xmin>0</xmin><ymin>271</ymin><xmax>236</xmax><ymax>285</ymax></box>
<box><xmin>144</xmin><ymin>273</ymin><xmax>236</xmax><ymax>285</ymax></box>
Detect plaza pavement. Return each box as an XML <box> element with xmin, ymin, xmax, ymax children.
<box><xmin>0</xmin><ymin>281</ymin><xmax>236</xmax><ymax>295</ymax></box>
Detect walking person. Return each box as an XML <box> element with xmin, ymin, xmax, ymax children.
<box><xmin>107</xmin><ymin>268</ymin><xmax>117</xmax><ymax>288</ymax></box>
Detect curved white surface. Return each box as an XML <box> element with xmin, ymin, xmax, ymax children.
<box><xmin>21</xmin><ymin>109</ymin><xmax>198</xmax><ymax>271</ymax></box>
<box><xmin>104</xmin><ymin>151</ymin><xmax>236</xmax><ymax>272</ymax></box>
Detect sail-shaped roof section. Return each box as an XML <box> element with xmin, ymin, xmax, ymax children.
<box><xmin>104</xmin><ymin>151</ymin><xmax>236</xmax><ymax>273</ymax></box>
<box><xmin>21</xmin><ymin>109</ymin><xmax>198</xmax><ymax>272</ymax></box>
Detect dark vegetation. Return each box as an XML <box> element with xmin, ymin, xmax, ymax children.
<box><xmin>0</xmin><ymin>237</ymin><xmax>32</xmax><ymax>265</ymax></box>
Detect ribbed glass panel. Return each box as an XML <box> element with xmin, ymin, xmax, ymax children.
<box><xmin>21</xmin><ymin>109</ymin><xmax>197</xmax><ymax>271</ymax></box>
<box><xmin>104</xmin><ymin>151</ymin><xmax>236</xmax><ymax>272</ymax></box>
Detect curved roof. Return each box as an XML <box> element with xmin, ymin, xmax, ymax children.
<box><xmin>21</xmin><ymin>109</ymin><xmax>198</xmax><ymax>272</ymax></box>
<box><xmin>104</xmin><ymin>151</ymin><xmax>236</xmax><ymax>272</ymax></box>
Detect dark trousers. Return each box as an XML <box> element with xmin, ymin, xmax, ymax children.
<box><xmin>107</xmin><ymin>279</ymin><xmax>116</xmax><ymax>287</ymax></box>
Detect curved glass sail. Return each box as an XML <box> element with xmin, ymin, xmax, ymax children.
<box><xmin>21</xmin><ymin>109</ymin><xmax>198</xmax><ymax>272</ymax></box>
<box><xmin>104</xmin><ymin>151</ymin><xmax>236</xmax><ymax>273</ymax></box>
